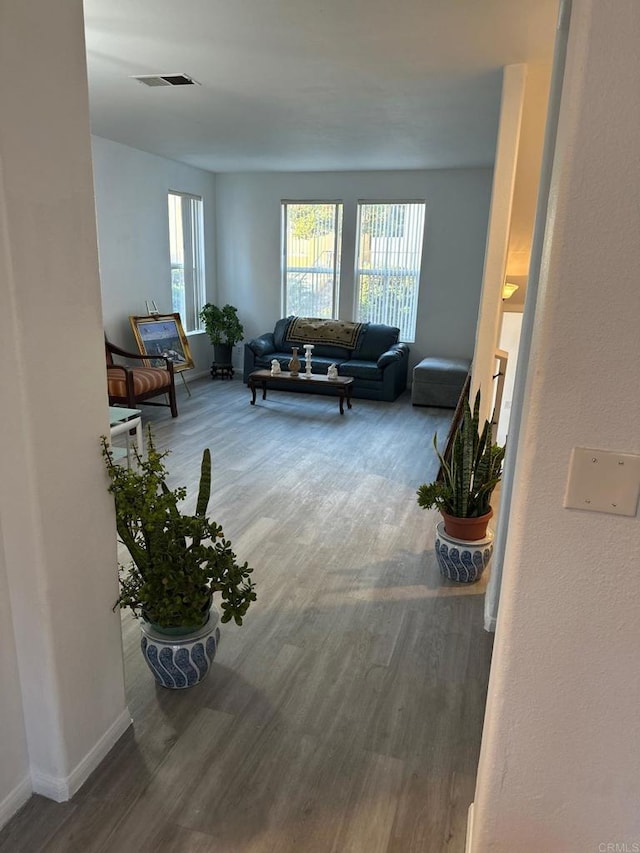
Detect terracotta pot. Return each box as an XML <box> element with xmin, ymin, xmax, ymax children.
<box><xmin>441</xmin><ymin>508</ymin><xmax>493</xmax><ymax>542</ymax></box>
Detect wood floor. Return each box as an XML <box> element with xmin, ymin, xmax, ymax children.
<box><xmin>0</xmin><ymin>378</ymin><xmax>493</xmax><ymax>853</ymax></box>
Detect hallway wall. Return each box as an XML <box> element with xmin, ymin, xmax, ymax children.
<box><xmin>0</xmin><ymin>525</ymin><xmax>28</xmax><ymax>824</ymax></box>
<box><xmin>472</xmin><ymin>2</ymin><xmax>640</xmax><ymax>848</ymax></box>
<box><xmin>0</xmin><ymin>0</ymin><xmax>129</xmax><ymax>824</ymax></box>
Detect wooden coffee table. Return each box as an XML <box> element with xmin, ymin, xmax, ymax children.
<box><xmin>248</xmin><ymin>370</ymin><xmax>354</xmax><ymax>415</ymax></box>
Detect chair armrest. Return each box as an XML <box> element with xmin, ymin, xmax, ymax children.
<box><xmin>107</xmin><ymin>343</ymin><xmax>174</xmax><ymax>374</ymax></box>
<box><xmin>248</xmin><ymin>333</ymin><xmax>276</xmax><ymax>357</ymax></box>
<box><xmin>107</xmin><ymin>341</ymin><xmax>145</xmax><ymax>359</ymax></box>
<box><xmin>377</xmin><ymin>343</ymin><xmax>410</xmax><ymax>369</ymax></box>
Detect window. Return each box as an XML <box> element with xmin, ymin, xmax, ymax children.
<box><xmin>168</xmin><ymin>191</ymin><xmax>205</xmax><ymax>332</ymax></box>
<box><xmin>354</xmin><ymin>201</ymin><xmax>426</xmax><ymax>342</ymax></box>
<box><xmin>282</xmin><ymin>201</ymin><xmax>343</xmax><ymax>318</ymax></box>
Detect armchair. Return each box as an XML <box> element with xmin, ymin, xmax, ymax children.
<box><xmin>106</xmin><ymin>339</ymin><xmax>178</xmax><ymax>418</ymax></box>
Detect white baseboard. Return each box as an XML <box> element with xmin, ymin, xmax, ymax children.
<box><xmin>31</xmin><ymin>708</ymin><xmax>132</xmax><ymax>802</ymax></box>
<box><xmin>0</xmin><ymin>775</ymin><xmax>32</xmax><ymax>830</ymax></box>
<box><xmin>30</xmin><ymin>769</ymin><xmax>69</xmax><ymax>803</ymax></box>
<box><xmin>465</xmin><ymin>802</ymin><xmax>475</xmax><ymax>853</ymax></box>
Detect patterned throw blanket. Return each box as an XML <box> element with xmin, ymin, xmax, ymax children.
<box><xmin>286</xmin><ymin>317</ymin><xmax>365</xmax><ymax>350</ymax></box>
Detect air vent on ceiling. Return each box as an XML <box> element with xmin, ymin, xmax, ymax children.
<box><xmin>132</xmin><ymin>74</ymin><xmax>200</xmax><ymax>87</ymax></box>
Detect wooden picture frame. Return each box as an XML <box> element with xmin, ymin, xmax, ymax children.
<box><xmin>129</xmin><ymin>313</ymin><xmax>194</xmax><ymax>373</ymax></box>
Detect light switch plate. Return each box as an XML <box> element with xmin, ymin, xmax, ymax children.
<box><xmin>564</xmin><ymin>447</ymin><xmax>640</xmax><ymax>516</ymax></box>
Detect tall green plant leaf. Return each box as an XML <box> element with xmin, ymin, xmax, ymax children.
<box><xmin>459</xmin><ymin>400</ymin><xmax>474</xmax><ymax>516</ymax></box>
<box><xmin>416</xmin><ymin>387</ymin><xmax>505</xmax><ymax>520</ymax></box>
<box><xmin>196</xmin><ymin>449</ymin><xmax>211</xmax><ymax>518</ymax></box>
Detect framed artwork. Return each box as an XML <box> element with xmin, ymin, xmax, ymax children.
<box><xmin>129</xmin><ymin>313</ymin><xmax>194</xmax><ymax>373</ymax></box>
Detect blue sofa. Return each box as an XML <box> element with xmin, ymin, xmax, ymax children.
<box><xmin>243</xmin><ymin>316</ymin><xmax>410</xmax><ymax>401</ymax></box>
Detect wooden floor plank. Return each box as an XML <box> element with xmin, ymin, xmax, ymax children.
<box><xmin>332</xmin><ymin>751</ymin><xmax>405</xmax><ymax>853</ymax></box>
<box><xmin>0</xmin><ymin>379</ymin><xmax>493</xmax><ymax>852</ymax></box>
<box><xmin>0</xmin><ymin>796</ymin><xmax>76</xmax><ymax>853</ymax></box>
<box><xmin>97</xmin><ymin>709</ymin><xmax>236</xmax><ymax>853</ymax></box>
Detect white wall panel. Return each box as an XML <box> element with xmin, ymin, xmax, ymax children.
<box><xmin>0</xmin><ymin>0</ymin><xmax>129</xmax><ymax>819</ymax></box>
<box><xmin>473</xmin><ymin>1</ymin><xmax>640</xmax><ymax>849</ymax></box>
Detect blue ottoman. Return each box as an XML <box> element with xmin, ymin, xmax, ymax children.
<box><xmin>411</xmin><ymin>357</ymin><xmax>471</xmax><ymax>408</ymax></box>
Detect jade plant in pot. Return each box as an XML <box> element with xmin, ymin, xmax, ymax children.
<box><xmin>416</xmin><ymin>389</ymin><xmax>505</xmax><ymax>582</ymax></box>
<box><xmin>199</xmin><ymin>303</ymin><xmax>244</xmax><ymax>369</ymax></box>
<box><xmin>102</xmin><ymin>430</ymin><xmax>256</xmax><ymax>688</ymax></box>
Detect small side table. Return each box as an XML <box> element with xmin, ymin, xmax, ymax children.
<box><xmin>210</xmin><ymin>362</ymin><xmax>234</xmax><ymax>380</ymax></box>
<box><xmin>108</xmin><ymin>406</ymin><xmax>143</xmax><ymax>467</ymax></box>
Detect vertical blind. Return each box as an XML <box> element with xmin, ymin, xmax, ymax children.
<box><xmin>168</xmin><ymin>192</ymin><xmax>205</xmax><ymax>332</ymax></box>
<box><xmin>282</xmin><ymin>201</ymin><xmax>343</xmax><ymax>318</ymax></box>
<box><xmin>354</xmin><ymin>201</ymin><xmax>426</xmax><ymax>342</ymax></box>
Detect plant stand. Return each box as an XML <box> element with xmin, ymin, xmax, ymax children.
<box><xmin>210</xmin><ymin>362</ymin><xmax>234</xmax><ymax>380</ymax></box>
<box><xmin>434</xmin><ymin>521</ymin><xmax>494</xmax><ymax>583</ymax></box>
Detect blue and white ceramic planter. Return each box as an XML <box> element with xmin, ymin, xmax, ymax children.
<box><xmin>139</xmin><ymin>606</ymin><xmax>221</xmax><ymax>689</ymax></box>
<box><xmin>435</xmin><ymin>521</ymin><xmax>494</xmax><ymax>583</ymax></box>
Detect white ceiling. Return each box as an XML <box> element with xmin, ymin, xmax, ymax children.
<box><xmin>83</xmin><ymin>0</ymin><xmax>559</xmax><ymax>173</ymax></box>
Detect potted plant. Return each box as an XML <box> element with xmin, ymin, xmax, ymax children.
<box><xmin>416</xmin><ymin>389</ymin><xmax>505</xmax><ymax>582</ymax></box>
<box><xmin>102</xmin><ymin>430</ymin><xmax>256</xmax><ymax>688</ymax></box>
<box><xmin>199</xmin><ymin>303</ymin><xmax>244</xmax><ymax>373</ymax></box>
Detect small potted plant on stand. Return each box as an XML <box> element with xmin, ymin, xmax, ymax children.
<box><xmin>102</xmin><ymin>431</ymin><xmax>256</xmax><ymax>688</ymax></box>
<box><xmin>416</xmin><ymin>389</ymin><xmax>505</xmax><ymax>583</ymax></box>
<box><xmin>199</xmin><ymin>303</ymin><xmax>244</xmax><ymax>379</ymax></box>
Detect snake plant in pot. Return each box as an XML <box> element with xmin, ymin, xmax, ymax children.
<box><xmin>416</xmin><ymin>389</ymin><xmax>505</xmax><ymax>582</ymax></box>
<box><xmin>102</xmin><ymin>430</ymin><xmax>256</xmax><ymax>688</ymax></box>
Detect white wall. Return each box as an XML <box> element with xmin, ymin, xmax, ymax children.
<box><xmin>0</xmin><ymin>0</ymin><xmax>129</xmax><ymax>820</ymax></box>
<box><xmin>472</xmin><ymin>1</ymin><xmax>640</xmax><ymax>849</ymax></box>
<box><xmin>473</xmin><ymin>63</ymin><xmax>552</xmax><ymax>419</ymax></box>
<box><xmin>215</xmin><ymin>169</ymin><xmax>492</xmax><ymax>373</ymax></box>
<box><xmin>0</xmin><ymin>525</ymin><xmax>29</xmax><ymax>825</ymax></box>
<box><xmin>504</xmin><ymin>64</ymin><xmax>553</xmax><ymax>309</ymax></box>
<box><xmin>471</xmin><ymin>66</ymin><xmax>526</xmax><ymax>420</ymax></box>
<box><xmin>91</xmin><ymin>136</ymin><xmax>218</xmax><ymax>374</ymax></box>
<box><xmin>496</xmin><ymin>309</ymin><xmax>523</xmax><ymax>445</ymax></box>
